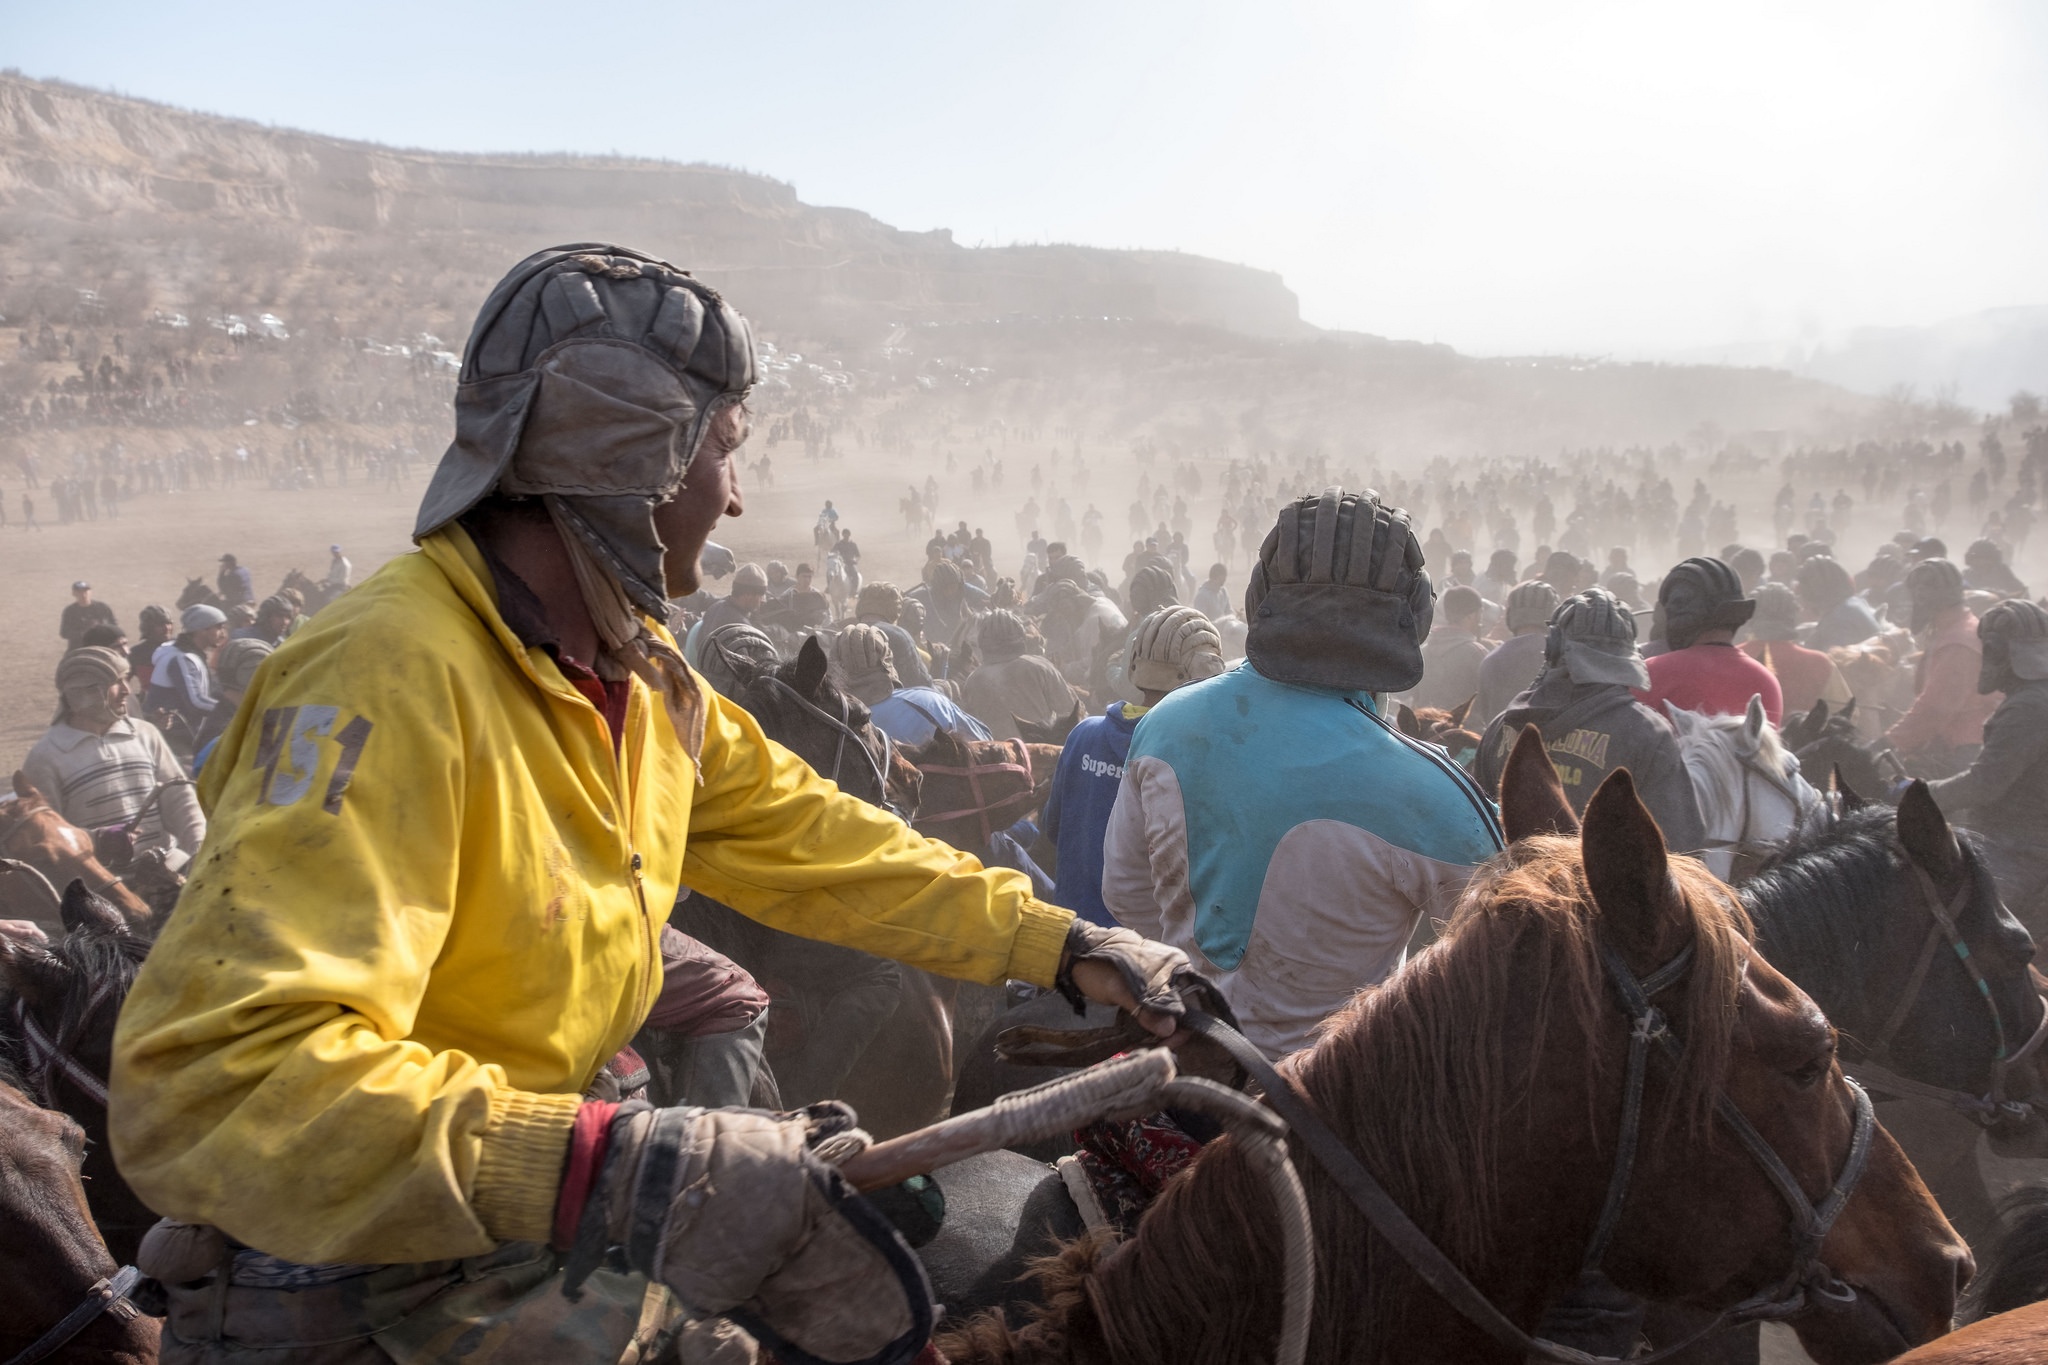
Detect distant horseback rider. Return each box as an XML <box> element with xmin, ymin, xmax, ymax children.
<box><xmin>1046</xmin><ymin>607</ymin><xmax>1224</xmax><ymax>927</ymax></box>
<box><xmin>215</xmin><ymin>552</ymin><xmax>254</xmax><ymax>607</ymax></box>
<box><xmin>1475</xmin><ymin>588</ymin><xmax>1704</xmax><ymax>852</ymax></box>
<box><xmin>1471</xmin><ymin>579</ymin><xmax>1559</xmax><ymax>727</ymax></box>
<box><xmin>111</xmin><ymin>244</ymin><xmax>1193</xmax><ymax>1364</ymax></box>
<box><xmin>1886</xmin><ymin>558</ymin><xmax>1998</xmax><ymax>774</ymax></box>
<box><xmin>853</xmin><ymin>581</ymin><xmax>933</xmax><ymax>688</ymax></box>
<box><xmin>19</xmin><ymin>644</ymin><xmax>205</xmax><ymax>875</ymax></box>
<box><xmin>1740</xmin><ymin>582</ymin><xmax>1853</xmax><ymax>717</ymax></box>
<box><xmin>1926</xmin><ymin>600</ymin><xmax>2048</xmax><ymax>937</ymax></box>
<box><xmin>1635</xmin><ymin>556</ymin><xmax>1783</xmax><ymax>725</ymax></box>
<box><xmin>1103</xmin><ymin>488</ymin><xmax>1505</xmax><ymax>1057</ymax></box>
<box><xmin>145</xmin><ymin>603</ymin><xmax>226</xmax><ymax>741</ymax></box>
<box><xmin>958</xmin><ymin>609</ymin><xmax>1079</xmax><ymax>740</ymax></box>
<box><xmin>1962</xmin><ymin>537</ymin><xmax>2027</xmax><ymax>598</ymax></box>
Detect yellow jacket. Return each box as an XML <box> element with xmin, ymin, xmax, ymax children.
<box><xmin>110</xmin><ymin>527</ymin><xmax>1071</xmax><ymax>1265</ymax></box>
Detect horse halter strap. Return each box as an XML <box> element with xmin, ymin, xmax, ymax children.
<box><xmin>2</xmin><ymin>1264</ymin><xmax>144</xmax><ymax>1365</ymax></box>
<box><xmin>1850</xmin><ymin>863</ymin><xmax>2048</xmax><ymax>1127</ymax></box>
<box><xmin>1186</xmin><ymin>931</ymin><xmax>1878</xmax><ymax>1365</ymax></box>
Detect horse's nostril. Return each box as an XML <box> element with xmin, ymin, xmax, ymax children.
<box><xmin>1944</xmin><ymin>1243</ymin><xmax>1977</xmax><ymax>1302</ymax></box>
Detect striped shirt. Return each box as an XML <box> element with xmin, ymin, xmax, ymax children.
<box><xmin>18</xmin><ymin>717</ymin><xmax>205</xmax><ymax>859</ymax></box>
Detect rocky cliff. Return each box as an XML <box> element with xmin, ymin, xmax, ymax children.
<box><xmin>0</xmin><ymin>73</ymin><xmax>1305</xmax><ymax>343</ymax></box>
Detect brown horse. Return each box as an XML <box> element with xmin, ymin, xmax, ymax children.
<box><xmin>2</xmin><ymin>775</ymin><xmax>155</xmax><ymax>931</ymax></box>
<box><xmin>0</xmin><ymin>1064</ymin><xmax>158</xmax><ymax>1362</ymax></box>
<box><xmin>907</xmin><ymin>729</ymin><xmax>1062</xmax><ymax>854</ymax></box>
<box><xmin>0</xmin><ymin>880</ymin><xmax>160</xmax><ymax>1265</ymax></box>
<box><xmin>1396</xmin><ymin>697</ymin><xmax>1484</xmax><ymax>770</ymax></box>
<box><xmin>941</xmin><ymin>748</ymin><xmax>1968</xmax><ymax>1364</ymax></box>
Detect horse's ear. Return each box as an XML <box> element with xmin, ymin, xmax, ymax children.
<box><xmin>1581</xmin><ymin>769</ymin><xmax>1685</xmax><ymax>968</ymax></box>
<box><xmin>793</xmin><ymin>636</ymin><xmax>831</xmax><ymax>699</ymax></box>
<box><xmin>0</xmin><ymin>935</ymin><xmax>67</xmax><ymax>1010</ymax></box>
<box><xmin>12</xmin><ymin>771</ymin><xmax>42</xmax><ymax>804</ymax></box>
<box><xmin>1395</xmin><ymin>703</ymin><xmax>1422</xmax><ymax>740</ymax></box>
<box><xmin>1744</xmin><ymin>694</ymin><xmax>1767</xmax><ymax>743</ymax></box>
<box><xmin>60</xmin><ymin>878</ymin><xmax>128</xmax><ymax>937</ymax></box>
<box><xmin>1895</xmin><ymin>780</ymin><xmax>1961</xmax><ymax>884</ymax></box>
<box><xmin>1662</xmin><ymin>700</ymin><xmax>1692</xmax><ymax>735</ymax></box>
<box><xmin>1807</xmin><ymin>698</ymin><xmax>1830</xmax><ymax>734</ymax></box>
<box><xmin>1449</xmin><ymin>695</ymin><xmax>1474</xmax><ymax>730</ymax></box>
<box><xmin>1832</xmin><ymin>765</ymin><xmax>1867</xmax><ymax>812</ymax></box>
<box><xmin>1837</xmin><ymin>696</ymin><xmax>1856</xmax><ymax>725</ymax></box>
<box><xmin>1500</xmin><ymin>725</ymin><xmax>1579</xmax><ymax>841</ymax></box>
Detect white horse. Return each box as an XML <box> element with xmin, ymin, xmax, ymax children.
<box><xmin>1666</xmin><ymin>694</ymin><xmax>1823</xmax><ymax>883</ymax></box>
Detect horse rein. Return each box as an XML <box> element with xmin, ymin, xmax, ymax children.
<box><xmin>6</xmin><ymin>990</ymin><xmax>140</xmax><ymax>1362</ymax></box>
<box><xmin>1847</xmin><ymin>864</ymin><xmax>2048</xmax><ymax>1128</ymax></box>
<box><xmin>1185</xmin><ymin>934</ymin><xmax>1876</xmax><ymax>1365</ymax></box>
<box><xmin>12</xmin><ymin>986</ymin><xmax>116</xmax><ymax>1109</ymax></box>
<box><xmin>2</xmin><ymin>1264</ymin><xmax>143</xmax><ymax>1365</ymax></box>
<box><xmin>1699</xmin><ymin>748</ymin><xmax>1813</xmax><ymax>878</ymax></box>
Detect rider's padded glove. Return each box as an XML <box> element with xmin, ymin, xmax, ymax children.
<box><xmin>565</xmin><ymin>1101</ymin><xmax>933</xmax><ymax>1365</ymax></box>
<box><xmin>1054</xmin><ymin>917</ymin><xmax>1196</xmax><ymax>1019</ymax></box>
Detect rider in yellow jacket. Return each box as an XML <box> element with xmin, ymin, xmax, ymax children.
<box><xmin>110</xmin><ymin>246</ymin><xmax>1186</xmax><ymax>1363</ymax></box>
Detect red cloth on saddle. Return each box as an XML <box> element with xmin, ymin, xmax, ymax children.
<box><xmin>1072</xmin><ymin>1109</ymin><xmax>1206</xmax><ymax>1233</ymax></box>
<box><xmin>644</xmin><ymin>925</ymin><xmax>771</xmax><ymax>1036</ymax></box>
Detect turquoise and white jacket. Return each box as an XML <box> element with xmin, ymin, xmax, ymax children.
<box><xmin>1102</xmin><ymin>663</ymin><xmax>1504</xmax><ymax>1057</ymax></box>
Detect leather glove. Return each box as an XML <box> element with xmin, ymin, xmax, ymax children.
<box><xmin>566</xmin><ymin>1101</ymin><xmax>933</xmax><ymax>1365</ymax></box>
<box><xmin>1055</xmin><ymin>917</ymin><xmax>1196</xmax><ymax>1019</ymax></box>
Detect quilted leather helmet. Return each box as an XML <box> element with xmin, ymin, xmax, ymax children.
<box><xmin>1658</xmin><ymin>557</ymin><xmax>1754</xmax><ymax>650</ymax></box>
<box><xmin>1978</xmin><ymin>598</ymin><xmax>2048</xmax><ymax>693</ymax></box>
<box><xmin>1244</xmin><ymin>488</ymin><xmax>1433</xmax><ymax>693</ymax></box>
<box><xmin>1506</xmin><ymin>580</ymin><xmax>1561</xmax><ymax>632</ymax></box>
<box><xmin>1127</xmin><ymin>606</ymin><xmax>1225</xmax><ymax>694</ymax></box>
<box><xmin>1547</xmin><ymin>588</ymin><xmax>1650</xmax><ymax>689</ymax></box>
<box><xmin>416</xmin><ymin>244</ymin><xmax>756</xmax><ymax>618</ymax></box>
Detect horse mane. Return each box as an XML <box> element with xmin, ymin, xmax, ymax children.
<box><xmin>1740</xmin><ymin>803</ymin><xmax>1911</xmax><ymax>1018</ymax></box>
<box><xmin>943</xmin><ymin>835</ymin><xmax>1753</xmax><ymax>1364</ymax></box>
<box><xmin>1740</xmin><ymin>803</ymin><xmax>1997</xmax><ymax>1031</ymax></box>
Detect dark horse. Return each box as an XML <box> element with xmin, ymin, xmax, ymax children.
<box><xmin>0</xmin><ymin>1053</ymin><xmax>158</xmax><ymax>1363</ymax></box>
<box><xmin>1741</xmin><ymin>781</ymin><xmax>2048</xmax><ymax>1240</ymax></box>
<box><xmin>673</xmin><ymin>636</ymin><xmax>963</xmax><ymax>1139</ymax></box>
<box><xmin>0</xmin><ymin>880</ymin><xmax>159</xmax><ymax>1266</ymax></box>
<box><xmin>939</xmin><ymin>754</ymin><xmax>1969</xmax><ymax>1364</ymax></box>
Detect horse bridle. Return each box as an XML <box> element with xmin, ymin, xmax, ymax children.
<box><xmin>758</xmin><ymin>675</ymin><xmax>902</xmax><ymax>817</ymax></box>
<box><xmin>1189</xmin><ymin>934</ymin><xmax>1876</xmax><ymax>1365</ymax></box>
<box><xmin>1847</xmin><ymin>863</ymin><xmax>2048</xmax><ymax>1128</ymax></box>
<box><xmin>1701</xmin><ymin>749</ymin><xmax>1813</xmax><ymax>878</ymax></box>
<box><xmin>12</xmin><ymin>982</ymin><xmax>117</xmax><ymax>1109</ymax></box>
<box><xmin>6</xmin><ymin>992</ymin><xmax>141</xmax><ymax>1364</ymax></box>
<box><xmin>2</xmin><ymin>1264</ymin><xmax>144</xmax><ymax>1365</ymax></box>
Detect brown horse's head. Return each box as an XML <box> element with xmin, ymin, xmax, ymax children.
<box><xmin>1502</xmin><ymin>737</ymin><xmax>1969</xmax><ymax>1363</ymax></box>
<box><xmin>907</xmin><ymin>730</ymin><xmax>1057</xmax><ymax>854</ymax></box>
<box><xmin>0</xmin><ymin>1076</ymin><xmax>159</xmax><ymax>1362</ymax></box>
<box><xmin>943</xmin><ymin>734</ymin><xmax>1967</xmax><ymax>1365</ymax></box>
<box><xmin>1</xmin><ymin>776</ymin><xmax>153</xmax><ymax>930</ymax></box>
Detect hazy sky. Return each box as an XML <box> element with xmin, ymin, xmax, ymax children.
<box><xmin>9</xmin><ymin>1</ymin><xmax>2047</xmax><ymax>355</ymax></box>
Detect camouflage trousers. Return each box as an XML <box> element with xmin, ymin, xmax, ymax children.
<box><xmin>153</xmin><ymin>1234</ymin><xmax>726</xmax><ymax>1365</ymax></box>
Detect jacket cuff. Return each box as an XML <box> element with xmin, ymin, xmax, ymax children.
<box><xmin>471</xmin><ymin>1088</ymin><xmax>581</xmax><ymax>1244</ymax></box>
<box><xmin>1005</xmin><ymin>899</ymin><xmax>1075</xmax><ymax>988</ymax></box>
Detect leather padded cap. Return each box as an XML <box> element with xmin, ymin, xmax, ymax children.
<box><xmin>1978</xmin><ymin>599</ymin><xmax>2048</xmax><ymax>687</ymax></box>
<box><xmin>1658</xmin><ymin>556</ymin><xmax>1754</xmax><ymax>649</ymax></box>
<box><xmin>1548</xmin><ymin>588</ymin><xmax>1650</xmax><ymax>690</ymax></box>
<box><xmin>415</xmin><ymin>244</ymin><xmax>755</xmax><ymax>617</ymax></box>
<box><xmin>1244</xmin><ymin>488</ymin><xmax>1433</xmax><ymax>693</ymax></box>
